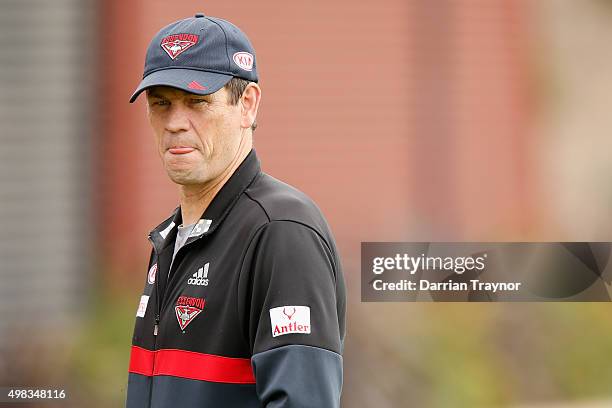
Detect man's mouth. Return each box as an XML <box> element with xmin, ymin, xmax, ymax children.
<box><xmin>168</xmin><ymin>146</ymin><xmax>195</xmax><ymax>155</ymax></box>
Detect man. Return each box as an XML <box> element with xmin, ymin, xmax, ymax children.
<box><xmin>126</xmin><ymin>13</ymin><xmax>346</xmax><ymax>408</ymax></box>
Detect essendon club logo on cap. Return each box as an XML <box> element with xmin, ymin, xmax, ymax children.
<box><xmin>160</xmin><ymin>33</ymin><xmax>199</xmax><ymax>60</ymax></box>
<box><xmin>175</xmin><ymin>295</ymin><xmax>205</xmax><ymax>330</ymax></box>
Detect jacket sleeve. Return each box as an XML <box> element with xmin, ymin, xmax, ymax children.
<box><xmin>238</xmin><ymin>220</ymin><xmax>346</xmax><ymax>408</ymax></box>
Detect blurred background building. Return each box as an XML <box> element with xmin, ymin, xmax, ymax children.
<box><xmin>2</xmin><ymin>0</ymin><xmax>612</xmax><ymax>407</ymax></box>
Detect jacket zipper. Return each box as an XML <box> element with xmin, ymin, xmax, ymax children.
<box><xmin>147</xmin><ymin>234</ymin><xmax>160</xmax><ymax>408</ymax></box>
<box><xmin>148</xmin><ymin>235</ymin><xmax>161</xmax><ymax>340</ymax></box>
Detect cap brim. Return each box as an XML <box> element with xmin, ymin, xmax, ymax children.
<box><xmin>129</xmin><ymin>68</ymin><xmax>233</xmax><ymax>103</ymax></box>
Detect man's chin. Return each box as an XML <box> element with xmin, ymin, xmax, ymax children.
<box><xmin>166</xmin><ymin>170</ymin><xmax>204</xmax><ymax>186</ymax></box>
<box><xmin>167</xmin><ymin>169</ymin><xmax>216</xmax><ymax>186</ymax></box>
<box><xmin>170</xmin><ymin>177</ymin><xmax>202</xmax><ymax>186</ymax></box>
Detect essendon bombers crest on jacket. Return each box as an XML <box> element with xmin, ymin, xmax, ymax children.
<box><xmin>126</xmin><ymin>150</ymin><xmax>346</xmax><ymax>408</ymax></box>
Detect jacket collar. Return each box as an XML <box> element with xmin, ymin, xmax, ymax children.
<box><xmin>148</xmin><ymin>149</ymin><xmax>261</xmax><ymax>252</ymax></box>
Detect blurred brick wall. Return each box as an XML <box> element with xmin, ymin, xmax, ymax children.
<box><xmin>100</xmin><ymin>1</ymin><xmax>414</xmax><ymax>280</ymax></box>
<box><xmin>100</xmin><ymin>1</ymin><xmax>535</xmax><ymax>406</ymax></box>
<box><xmin>100</xmin><ymin>1</ymin><xmax>533</xmax><ymax>274</ymax></box>
<box><xmin>409</xmin><ymin>0</ymin><xmax>533</xmax><ymax>239</ymax></box>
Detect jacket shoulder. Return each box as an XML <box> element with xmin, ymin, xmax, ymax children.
<box><xmin>244</xmin><ymin>173</ymin><xmax>331</xmax><ymax>236</ymax></box>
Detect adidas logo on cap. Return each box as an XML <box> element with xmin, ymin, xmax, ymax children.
<box><xmin>188</xmin><ymin>263</ymin><xmax>209</xmax><ymax>286</ymax></box>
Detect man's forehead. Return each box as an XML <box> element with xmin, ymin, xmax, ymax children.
<box><xmin>146</xmin><ymin>86</ymin><xmax>222</xmax><ymax>98</ymax></box>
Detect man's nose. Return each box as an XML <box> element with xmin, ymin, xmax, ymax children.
<box><xmin>165</xmin><ymin>105</ymin><xmax>190</xmax><ymax>133</ymax></box>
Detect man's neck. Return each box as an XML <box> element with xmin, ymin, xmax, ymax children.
<box><xmin>178</xmin><ymin>141</ymin><xmax>252</xmax><ymax>226</ymax></box>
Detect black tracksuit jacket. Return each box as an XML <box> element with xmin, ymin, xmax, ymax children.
<box><xmin>126</xmin><ymin>149</ymin><xmax>346</xmax><ymax>407</ymax></box>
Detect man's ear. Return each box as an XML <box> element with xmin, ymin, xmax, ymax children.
<box><xmin>240</xmin><ymin>83</ymin><xmax>261</xmax><ymax>130</ymax></box>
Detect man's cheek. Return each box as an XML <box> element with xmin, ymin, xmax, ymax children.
<box><xmin>158</xmin><ymin>142</ymin><xmax>166</xmax><ymax>159</ymax></box>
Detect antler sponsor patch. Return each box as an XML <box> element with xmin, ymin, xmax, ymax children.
<box><xmin>269</xmin><ymin>306</ymin><xmax>311</xmax><ymax>337</ymax></box>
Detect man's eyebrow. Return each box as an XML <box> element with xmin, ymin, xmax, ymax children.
<box><xmin>146</xmin><ymin>91</ymin><xmax>166</xmax><ymax>99</ymax></box>
<box><xmin>188</xmin><ymin>94</ymin><xmax>213</xmax><ymax>99</ymax></box>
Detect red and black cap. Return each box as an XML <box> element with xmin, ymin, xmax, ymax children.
<box><xmin>129</xmin><ymin>13</ymin><xmax>258</xmax><ymax>103</ymax></box>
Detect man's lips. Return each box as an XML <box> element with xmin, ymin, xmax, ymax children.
<box><xmin>168</xmin><ymin>147</ymin><xmax>195</xmax><ymax>155</ymax></box>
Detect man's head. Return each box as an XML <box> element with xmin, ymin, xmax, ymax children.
<box><xmin>130</xmin><ymin>14</ymin><xmax>261</xmax><ymax>186</ymax></box>
<box><xmin>145</xmin><ymin>79</ymin><xmax>260</xmax><ymax>186</ymax></box>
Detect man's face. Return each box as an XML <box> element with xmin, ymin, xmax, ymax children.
<box><xmin>145</xmin><ymin>86</ymin><xmax>244</xmax><ymax>186</ymax></box>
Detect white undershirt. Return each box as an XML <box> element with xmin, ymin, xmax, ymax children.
<box><xmin>169</xmin><ymin>223</ymin><xmax>195</xmax><ymax>278</ymax></box>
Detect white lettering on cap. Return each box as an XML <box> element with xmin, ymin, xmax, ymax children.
<box><xmin>233</xmin><ymin>52</ymin><xmax>254</xmax><ymax>71</ymax></box>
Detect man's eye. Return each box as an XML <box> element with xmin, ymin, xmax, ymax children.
<box><xmin>191</xmin><ymin>98</ymin><xmax>208</xmax><ymax>104</ymax></box>
<box><xmin>150</xmin><ymin>100</ymin><xmax>169</xmax><ymax>106</ymax></box>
